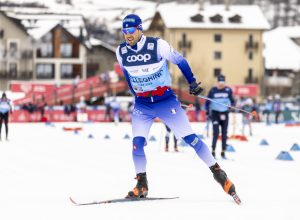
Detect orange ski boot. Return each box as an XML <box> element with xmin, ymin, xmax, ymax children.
<box><xmin>127</xmin><ymin>172</ymin><xmax>148</xmax><ymax>198</ymax></box>
<box><xmin>210</xmin><ymin>163</ymin><xmax>241</xmax><ymax>205</ymax></box>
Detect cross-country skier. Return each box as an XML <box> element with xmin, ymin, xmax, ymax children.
<box><xmin>116</xmin><ymin>14</ymin><xmax>241</xmax><ymax>204</ymax></box>
<box><xmin>0</xmin><ymin>92</ymin><xmax>13</xmax><ymax>141</ymax></box>
<box><xmin>205</xmin><ymin>75</ymin><xmax>235</xmax><ymax>159</ymax></box>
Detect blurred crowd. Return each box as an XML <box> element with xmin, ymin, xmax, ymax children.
<box><xmin>7</xmin><ymin>92</ymin><xmax>300</xmax><ymax>125</ymax></box>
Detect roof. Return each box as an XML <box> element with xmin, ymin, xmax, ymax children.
<box><xmin>0</xmin><ymin>11</ymin><xmax>29</xmax><ymax>35</ymax></box>
<box><xmin>263</xmin><ymin>28</ymin><xmax>300</xmax><ymax>71</ymax></box>
<box><xmin>5</xmin><ymin>12</ymin><xmax>91</xmax><ymax>48</ymax></box>
<box><xmin>26</xmin><ymin>20</ymin><xmax>59</xmax><ymax>40</ymax></box>
<box><xmin>156</xmin><ymin>3</ymin><xmax>270</xmax><ymax>30</ymax></box>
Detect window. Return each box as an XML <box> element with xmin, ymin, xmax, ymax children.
<box><xmin>214</xmin><ymin>34</ymin><xmax>222</xmax><ymax>43</ymax></box>
<box><xmin>248</xmin><ymin>51</ymin><xmax>253</xmax><ymax>60</ymax></box>
<box><xmin>214</xmin><ymin>68</ymin><xmax>222</xmax><ymax>77</ymax></box>
<box><xmin>0</xmin><ymin>43</ymin><xmax>4</xmax><ymax>59</ymax></box>
<box><xmin>36</xmin><ymin>64</ymin><xmax>54</xmax><ymax>79</ymax></box>
<box><xmin>61</xmin><ymin>64</ymin><xmax>82</xmax><ymax>79</ymax></box>
<box><xmin>37</xmin><ymin>33</ymin><xmax>53</xmax><ymax>57</ymax></box>
<box><xmin>8</xmin><ymin>62</ymin><xmax>17</xmax><ymax>77</ymax></box>
<box><xmin>38</xmin><ymin>44</ymin><xmax>53</xmax><ymax>57</ymax></box>
<box><xmin>60</xmin><ymin>43</ymin><xmax>72</xmax><ymax>58</ymax></box>
<box><xmin>228</xmin><ymin>14</ymin><xmax>242</xmax><ymax>23</ymax></box>
<box><xmin>9</xmin><ymin>42</ymin><xmax>18</xmax><ymax>58</ymax></box>
<box><xmin>60</xmin><ymin>32</ymin><xmax>74</xmax><ymax>57</ymax></box>
<box><xmin>0</xmin><ymin>29</ymin><xmax>4</xmax><ymax>38</ymax></box>
<box><xmin>210</xmin><ymin>14</ymin><xmax>223</xmax><ymax>23</ymax></box>
<box><xmin>214</xmin><ymin>51</ymin><xmax>222</xmax><ymax>60</ymax></box>
<box><xmin>61</xmin><ymin>64</ymin><xmax>73</xmax><ymax>78</ymax></box>
<box><xmin>190</xmin><ymin>13</ymin><xmax>204</xmax><ymax>22</ymax></box>
<box><xmin>249</xmin><ymin>34</ymin><xmax>253</xmax><ymax>44</ymax></box>
<box><xmin>247</xmin><ymin>68</ymin><xmax>253</xmax><ymax>83</ymax></box>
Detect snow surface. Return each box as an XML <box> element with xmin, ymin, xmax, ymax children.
<box><xmin>0</xmin><ymin>122</ymin><xmax>299</xmax><ymax>220</ymax></box>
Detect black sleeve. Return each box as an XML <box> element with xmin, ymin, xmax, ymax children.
<box><xmin>229</xmin><ymin>88</ymin><xmax>235</xmax><ymax>106</ymax></box>
<box><xmin>205</xmin><ymin>88</ymin><xmax>213</xmax><ymax>112</ymax></box>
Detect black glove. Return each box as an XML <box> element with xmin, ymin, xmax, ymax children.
<box><xmin>189</xmin><ymin>81</ymin><xmax>203</xmax><ymax>96</ymax></box>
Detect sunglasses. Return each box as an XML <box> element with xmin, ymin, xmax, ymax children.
<box><xmin>122</xmin><ymin>26</ymin><xmax>138</xmax><ymax>35</ymax></box>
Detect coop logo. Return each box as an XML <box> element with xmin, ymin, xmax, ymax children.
<box><xmin>127</xmin><ymin>54</ymin><xmax>151</xmax><ymax>63</ymax></box>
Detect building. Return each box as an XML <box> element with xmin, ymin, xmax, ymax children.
<box><xmin>0</xmin><ymin>11</ymin><xmax>33</xmax><ymax>90</ymax></box>
<box><xmin>145</xmin><ymin>3</ymin><xmax>270</xmax><ymax>97</ymax></box>
<box><xmin>7</xmin><ymin>12</ymin><xmax>90</xmax><ymax>86</ymax></box>
<box><xmin>87</xmin><ymin>37</ymin><xmax>117</xmax><ymax>77</ymax></box>
<box><xmin>263</xmin><ymin>26</ymin><xmax>300</xmax><ymax>97</ymax></box>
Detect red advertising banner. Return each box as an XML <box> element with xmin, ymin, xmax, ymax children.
<box><xmin>10</xmin><ymin>82</ymin><xmax>55</xmax><ymax>95</ymax></box>
<box><xmin>10</xmin><ymin>109</ymin><xmax>205</xmax><ymax>123</ymax></box>
<box><xmin>231</xmin><ymin>84</ymin><xmax>258</xmax><ymax>97</ymax></box>
<box><xmin>10</xmin><ymin>110</ymin><xmax>76</xmax><ymax>123</ymax></box>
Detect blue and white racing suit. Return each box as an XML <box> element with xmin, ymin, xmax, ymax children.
<box><xmin>116</xmin><ymin>35</ymin><xmax>216</xmax><ymax>174</ymax></box>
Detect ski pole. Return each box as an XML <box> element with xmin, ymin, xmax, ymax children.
<box><xmin>181</xmin><ymin>103</ymin><xmax>194</xmax><ymax>109</ymax></box>
<box><xmin>197</xmin><ymin>95</ymin><xmax>254</xmax><ymax>115</ymax></box>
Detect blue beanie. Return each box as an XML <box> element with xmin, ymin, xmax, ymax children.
<box><xmin>122</xmin><ymin>14</ymin><xmax>142</xmax><ymax>30</ymax></box>
<box><xmin>217</xmin><ymin>75</ymin><xmax>226</xmax><ymax>82</ymax></box>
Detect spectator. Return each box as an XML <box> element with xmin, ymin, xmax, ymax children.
<box><xmin>241</xmin><ymin>97</ymin><xmax>254</xmax><ymax>136</ymax></box>
<box><xmin>273</xmin><ymin>94</ymin><xmax>282</xmax><ymax>124</ymax></box>
<box><xmin>165</xmin><ymin>124</ymin><xmax>178</xmax><ymax>152</ymax></box>
<box><xmin>263</xmin><ymin>96</ymin><xmax>273</xmax><ymax>125</ymax></box>
<box><xmin>110</xmin><ymin>97</ymin><xmax>120</xmax><ymax>125</ymax></box>
<box><xmin>104</xmin><ymin>96</ymin><xmax>112</xmax><ymax>122</ymax></box>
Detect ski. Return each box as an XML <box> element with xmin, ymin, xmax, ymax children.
<box><xmin>69</xmin><ymin>196</ymin><xmax>179</xmax><ymax>206</ymax></box>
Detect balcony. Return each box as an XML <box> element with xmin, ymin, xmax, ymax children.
<box><xmin>0</xmin><ymin>71</ymin><xmax>33</xmax><ymax>79</ymax></box>
<box><xmin>264</xmin><ymin>75</ymin><xmax>293</xmax><ymax>87</ymax></box>
<box><xmin>245</xmin><ymin>41</ymin><xmax>259</xmax><ymax>50</ymax></box>
<box><xmin>19</xmin><ymin>71</ymin><xmax>33</xmax><ymax>79</ymax></box>
<box><xmin>0</xmin><ymin>71</ymin><xmax>16</xmax><ymax>79</ymax></box>
<box><xmin>21</xmin><ymin>50</ymin><xmax>33</xmax><ymax>59</ymax></box>
<box><xmin>244</xmin><ymin>76</ymin><xmax>258</xmax><ymax>84</ymax></box>
<box><xmin>0</xmin><ymin>49</ymin><xmax>33</xmax><ymax>60</ymax></box>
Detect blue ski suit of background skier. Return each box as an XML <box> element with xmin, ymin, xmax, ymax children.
<box><xmin>0</xmin><ymin>92</ymin><xmax>12</xmax><ymax>141</ymax></box>
<box><xmin>116</xmin><ymin>14</ymin><xmax>241</xmax><ymax>204</ymax></box>
<box><xmin>205</xmin><ymin>75</ymin><xmax>235</xmax><ymax>159</ymax></box>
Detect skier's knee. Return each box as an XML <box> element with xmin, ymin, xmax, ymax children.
<box><xmin>132</xmin><ymin>136</ymin><xmax>146</xmax><ymax>156</ymax></box>
<box><xmin>183</xmin><ymin>134</ymin><xmax>203</xmax><ymax>152</ymax></box>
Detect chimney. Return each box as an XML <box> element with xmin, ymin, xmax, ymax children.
<box><xmin>199</xmin><ymin>0</ymin><xmax>204</xmax><ymax>11</ymax></box>
<box><xmin>225</xmin><ymin>0</ymin><xmax>233</xmax><ymax>11</ymax></box>
<box><xmin>79</xmin><ymin>26</ymin><xmax>84</xmax><ymax>42</ymax></box>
